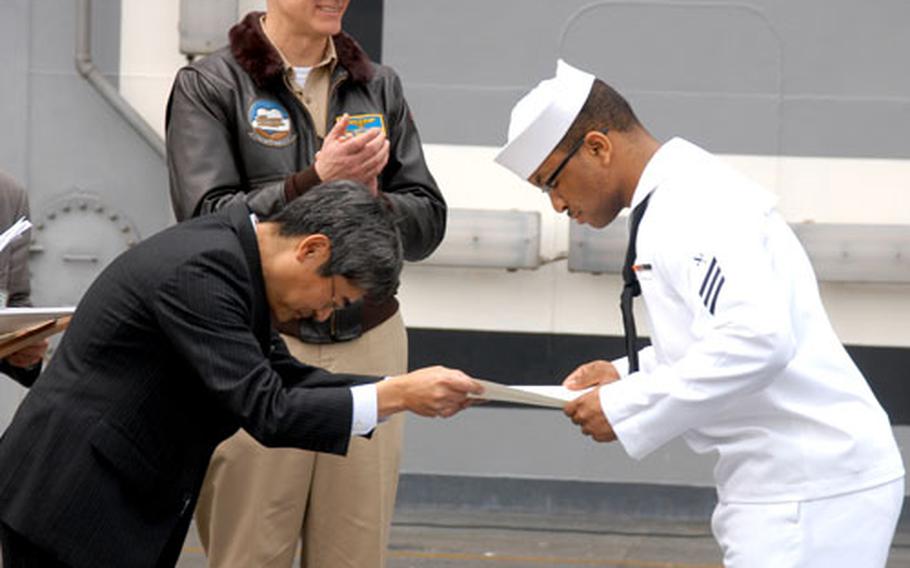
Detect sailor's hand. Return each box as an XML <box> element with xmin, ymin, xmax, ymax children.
<box><xmin>562</xmin><ymin>360</ymin><xmax>619</xmax><ymax>390</ymax></box>
<box><xmin>563</xmin><ymin>389</ymin><xmax>617</xmax><ymax>443</ymax></box>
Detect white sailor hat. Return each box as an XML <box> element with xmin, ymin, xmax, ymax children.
<box><xmin>494</xmin><ymin>60</ymin><xmax>595</xmax><ymax>180</ymax></box>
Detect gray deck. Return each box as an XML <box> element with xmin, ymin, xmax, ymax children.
<box><xmin>175</xmin><ymin>509</ymin><xmax>910</xmax><ymax>568</ymax></box>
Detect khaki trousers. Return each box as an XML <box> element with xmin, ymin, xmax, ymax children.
<box><xmin>195</xmin><ymin>312</ymin><xmax>407</xmax><ymax>568</ymax></box>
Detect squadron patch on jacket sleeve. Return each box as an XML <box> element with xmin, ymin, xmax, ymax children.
<box><xmin>248</xmin><ymin>99</ymin><xmax>296</xmax><ymax>147</ymax></box>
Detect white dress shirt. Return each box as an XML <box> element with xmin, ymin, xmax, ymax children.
<box><xmin>349</xmin><ymin>383</ymin><xmax>378</xmax><ymax>435</ymax></box>
<box><xmin>600</xmin><ymin>138</ymin><xmax>904</xmax><ymax>503</ymax></box>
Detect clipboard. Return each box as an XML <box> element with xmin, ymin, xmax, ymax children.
<box><xmin>0</xmin><ymin>307</ymin><xmax>76</xmax><ymax>334</ymax></box>
<box><xmin>0</xmin><ymin>307</ymin><xmax>75</xmax><ymax>359</ymax></box>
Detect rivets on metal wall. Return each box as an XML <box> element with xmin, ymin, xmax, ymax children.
<box><xmin>31</xmin><ymin>192</ymin><xmax>144</xmax><ymax>308</ymax></box>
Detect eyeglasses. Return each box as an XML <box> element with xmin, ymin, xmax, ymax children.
<box><xmin>541</xmin><ymin>128</ymin><xmax>609</xmax><ymax>194</ymax></box>
<box><xmin>315</xmin><ymin>275</ymin><xmax>339</xmax><ymax>333</ymax></box>
<box><xmin>326</xmin><ymin>275</ymin><xmax>353</xmax><ymax>312</ymax></box>
<box><xmin>327</xmin><ymin>275</ymin><xmax>338</xmax><ymax>311</ymax></box>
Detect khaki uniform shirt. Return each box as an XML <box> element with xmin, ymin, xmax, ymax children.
<box><xmin>262</xmin><ymin>15</ymin><xmax>337</xmax><ymax>138</ymax></box>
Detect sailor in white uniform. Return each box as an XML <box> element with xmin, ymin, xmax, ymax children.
<box><xmin>495</xmin><ymin>60</ymin><xmax>905</xmax><ymax>568</ymax></box>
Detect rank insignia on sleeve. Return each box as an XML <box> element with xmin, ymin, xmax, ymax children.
<box><xmin>698</xmin><ymin>257</ymin><xmax>726</xmax><ymax>315</ymax></box>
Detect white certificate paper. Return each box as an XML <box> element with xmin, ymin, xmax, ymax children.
<box><xmin>470</xmin><ymin>379</ymin><xmax>592</xmax><ymax>408</ymax></box>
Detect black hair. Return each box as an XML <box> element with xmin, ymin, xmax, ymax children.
<box><xmin>269</xmin><ymin>180</ymin><xmax>403</xmax><ymax>303</ymax></box>
<box><xmin>554</xmin><ymin>79</ymin><xmax>642</xmax><ymax>154</ymax></box>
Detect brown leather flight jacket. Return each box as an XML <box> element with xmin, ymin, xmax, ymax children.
<box><xmin>165</xmin><ymin>12</ymin><xmax>445</xmax><ymax>343</ymax></box>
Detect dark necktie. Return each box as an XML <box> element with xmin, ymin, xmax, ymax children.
<box><xmin>621</xmin><ymin>192</ymin><xmax>653</xmax><ymax>374</ymax></box>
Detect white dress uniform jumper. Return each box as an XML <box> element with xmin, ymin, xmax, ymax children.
<box><xmin>495</xmin><ymin>60</ymin><xmax>905</xmax><ymax>568</ymax></box>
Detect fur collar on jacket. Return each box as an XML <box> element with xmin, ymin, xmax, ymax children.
<box><xmin>228</xmin><ymin>11</ymin><xmax>375</xmax><ymax>88</ymax></box>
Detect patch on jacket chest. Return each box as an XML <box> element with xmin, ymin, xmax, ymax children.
<box><xmin>247</xmin><ymin>99</ymin><xmax>296</xmax><ymax>147</ymax></box>
<box><xmin>337</xmin><ymin>113</ymin><xmax>386</xmax><ymax>136</ymax></box>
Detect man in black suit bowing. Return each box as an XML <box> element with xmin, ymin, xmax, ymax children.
<box><xmin>0</xmin><ymin>180</ymin><xmax>482</xmax><ymax>568</ymax></box>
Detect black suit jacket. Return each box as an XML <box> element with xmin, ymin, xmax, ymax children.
<box><xmin>0</xmin><ymin>204</ymin><xmax>373</xmax><ymax>567</ymax></box>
